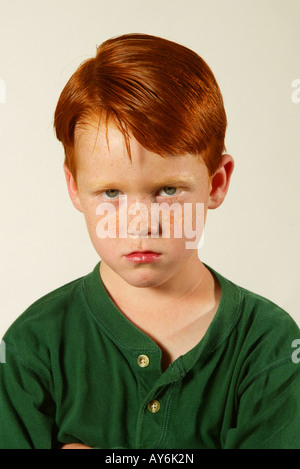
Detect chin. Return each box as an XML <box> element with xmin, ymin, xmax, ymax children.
<box><xmin>122</xmin><ymin>268</ymin><xmax>166</xmax><ymax>288</ymax></box>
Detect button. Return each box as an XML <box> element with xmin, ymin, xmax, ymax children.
<box><xmin>137</xmin><ymin>354</ymin><xmax>150</xmax><ymax>368</ymax></box>
<box><xmin>147</xmin><ymin>400</ymin><xmax>160</xmax><ymax>413</ymax></box>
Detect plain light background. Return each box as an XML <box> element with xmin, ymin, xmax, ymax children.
<box><xmin>0</xmin><ymin>0</ymin><xmax>299</xmax><ymax>339</ymax></box>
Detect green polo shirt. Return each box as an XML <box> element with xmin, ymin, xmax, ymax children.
<box><xmin>0</xmin><ymin>262</ymin><xmax>299</xmax><ymax>449</ymax></box>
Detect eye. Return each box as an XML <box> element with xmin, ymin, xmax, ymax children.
<box><xmin>158</xmin><ymin>186</ymin><xmax>179</xmax><ymax>197</ymax></box>
<box><xmin>102</xmin><ymin>189</ymin><xmax>120</xmax><ymax>199</ymax></box>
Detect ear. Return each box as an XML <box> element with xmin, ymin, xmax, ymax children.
<box><xmin>63</xmin><ymin>164</ymin><xmax>83</xmax><ymax>213</ymax></box>
<box><xmin>208</xmin><ymin>154</ymin><xmax>234</xmax><ymax>209</ymax></box>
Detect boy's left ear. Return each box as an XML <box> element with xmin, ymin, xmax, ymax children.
<box><xmin>208</xmin><ymin>154</ymin><xmax>234</xmax><ymax>209</ymax></box>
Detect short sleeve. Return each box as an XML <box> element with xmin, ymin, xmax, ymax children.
<box><xmin>0</xmin><ymin>341</ymin><xmax>57</xmax><ymax>449</ymax></box>
<box><xmin>224</xmin><ymin>357</ymin><xmax>300</xmax><ymax>449</ymax></box>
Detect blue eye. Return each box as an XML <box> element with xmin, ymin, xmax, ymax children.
<box><xmin>103</xmin><ymin>189</ymin><xmax>120</xmax><ymax>199</ymax></box>
<box><xmin>159</xmin><ymin>186</ymin><xmax>178</xmax><ymax>196</ymax></box>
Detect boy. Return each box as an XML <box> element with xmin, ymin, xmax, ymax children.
<box><xmin>0</xmin><ymin>33</ymin><xmax>299</xmax><ymax>449</ymax></box>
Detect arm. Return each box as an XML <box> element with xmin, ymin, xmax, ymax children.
<box><xmin>0</xmin><ymin>341</ymin><xmax>57</xmax><ymax>449</ymax></box>
<box><xmin>224</xmin><ymin>357</ymin><xmax>300</xmax><ymax>449</ymax></box>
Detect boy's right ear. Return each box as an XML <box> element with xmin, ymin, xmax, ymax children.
<box><xmin>63</xmin><ymin>165</ymin><xmax>83</xmax><ymax>213</ymax></box>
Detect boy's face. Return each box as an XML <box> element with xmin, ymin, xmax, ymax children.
<box><xmin>66</xmin><ymin>119</ymin><xmax>227</xmax><ymax>289</ymax></box>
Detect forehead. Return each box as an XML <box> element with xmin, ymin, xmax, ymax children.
<box><xmin>74</xmin><ymin>118</ymin><xmax>209</xmax><ymax>185</ymax></box>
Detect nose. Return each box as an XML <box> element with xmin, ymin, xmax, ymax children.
<box><xmin>126</xmin><ymin>198</ymin><xmax>159</xmax><ymax>238</ymax></box>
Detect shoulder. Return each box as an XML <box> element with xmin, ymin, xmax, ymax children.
<box><xmin>210</xmin><ymin>262</ymin><xmax>300</xmax><ymax>338</ymax></box>
<box><xmin>207</xmin><ymin>264</ymin><xmax>300</xmax><ymax>368</ymax></box>
<box><xmin>230</xmin><ymin>282</ymin><xmax>300</xmax><ymax>378</ymax></box>
<box><xmin>2</xmin><ymin>273</ymin><xmax>87</xmax><ymax>374</ymax></box>
<box><xmin>4</xmin><ymin>274</ymin><xmax>85</xmax><ymax>338</ymax></box>
<box><xmin>238</xmin><ymin>284</ymin><xmax>299</xmax><ymax>339</ymax></box>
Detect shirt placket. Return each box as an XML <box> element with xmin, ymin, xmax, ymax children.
<box><xmin>127</xmin><ymin>348</ymin><xmax>181</xmax><ymax>449</ymax></box>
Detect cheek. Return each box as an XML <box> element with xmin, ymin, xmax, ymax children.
<box><xmin>82</xmin><ymin>209</ymin><xmax>98</xmax><ymax>238</ymax></box>
<box><xmin>166</xmin><ymin>203</ymin><xmax>205</xmax><ymax>243</ymax></box>
<box><xmin>80</xmin><ymin>200</ymin><xmax>106</xmax><ymax>250</ymax></box>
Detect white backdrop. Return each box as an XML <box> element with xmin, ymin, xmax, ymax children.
<box><xmin>1</xmin><ymin>0</ymin><xmax>299</xmax><ymax>338</ymax></box>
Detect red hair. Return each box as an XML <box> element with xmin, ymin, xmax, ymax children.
<box><xmin>54</xmin><ymin>33</ymin><xmax>227</xmax><ymax>177</ymax></box>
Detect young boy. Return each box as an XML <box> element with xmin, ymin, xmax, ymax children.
<box><xmin>0</xmin><ymin>33</ymin><xmax>299</xmax><ymax>450</ymax></box>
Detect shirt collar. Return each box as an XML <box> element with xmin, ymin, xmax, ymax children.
<box><xmin>82</xmin><ymin>261</ymin><xmax>242</xmax><ymax>376</ymax></box>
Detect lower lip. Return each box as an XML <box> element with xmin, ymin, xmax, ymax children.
<box><xmin>125</xmin><ymin>252</ymin><xmax>161</xmax><ymax>263</ymax></box>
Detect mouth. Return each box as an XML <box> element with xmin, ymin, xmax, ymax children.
<box><xmin>124</xmin><ymin>250</ymin><xmax>162</xmax><ymax>263</ymax></box>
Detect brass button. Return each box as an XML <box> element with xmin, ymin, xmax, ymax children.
<box><xmin>137</xmin><ymin>354</ymin><xmax>150</xmax><ymax>368</ymax></box>
<box><xmin>147</xmin><ymin>400</ymin><xmax>160</xmax><ymax>413</ymax></box>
